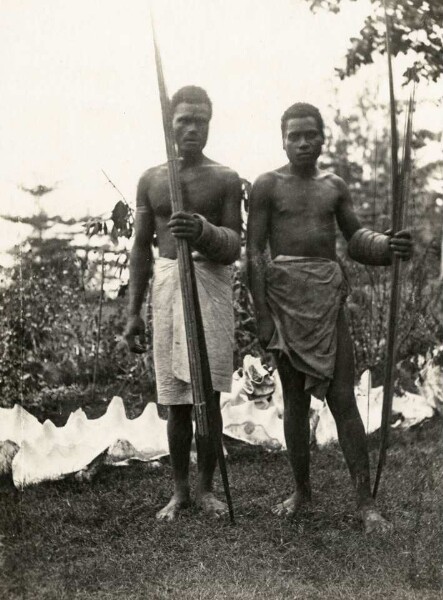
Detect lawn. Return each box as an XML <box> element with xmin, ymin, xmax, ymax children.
<box><xmin>1</xmin><ymin>394</ymin><xmax>441</xmax><ymax>600</ymax></box>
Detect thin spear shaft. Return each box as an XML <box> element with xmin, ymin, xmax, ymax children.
<box><xmin>149</xmin><ymin>9</ymin><xmax>234</xmax><ymax>521</ymax></box>
<box><xmin>384</xmin><ymin>7</ymin><xmax>400</xmax><ymax>230</ymax></box>
<box><xmin>373</xmin><ymin>3</ymin><xmax>414</xmax><ymax>498</ymax></box>
<box><xmin>150</xmin><ymin>11</ymin><xmax>208</xmax><ymax>436</ymax></box>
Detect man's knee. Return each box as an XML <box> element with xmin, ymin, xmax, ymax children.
<box><xmin>275</xmin><ymin>355</ymin><xmax>309</xmax><ymax>409</ymax></box>
<box><xmin>327</xmin><ymin>388</ymin><xmax>360</xmax><ymax>423</ymax></box>
<box><xmin>168</xmin><ymin>404</ymin><xmax>193</xmax><ymax>423</ymax></box>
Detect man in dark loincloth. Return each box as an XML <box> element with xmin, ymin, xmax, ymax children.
<box><xmin>124</xmin><ymin>86</ymin><xmax>242</xmax><ymax>521</ymax></box>
<box><xmin>246</xmin><ymin>102</ymin><xmax>413</xmax><ymax>533</ymax></box>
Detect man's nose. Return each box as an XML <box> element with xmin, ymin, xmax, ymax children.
<box><xmin>297</xmin><ymin>136</ymin><xmax>309</xmax><ymax>148</ymax></box>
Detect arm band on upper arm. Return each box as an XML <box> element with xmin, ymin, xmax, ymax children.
<box><xmin>348</xmin><ymin>228</ymin><xmax>391</xmax><ymax>266</ymax></box>
<box><xmin>192</xmin><ymin>215</ymin><xmax>241</xmax><ymax>264</ymax></box>
<box><xmin>135</xmin><ymin>205</ymin><xmax>151</xmax><ymax>214</ymax></box>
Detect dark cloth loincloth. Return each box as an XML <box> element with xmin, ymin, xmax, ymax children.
<box><xmin>266</xmin><ymin>256</ymin><xmax>347</xmax><ymax>400</ymax></box>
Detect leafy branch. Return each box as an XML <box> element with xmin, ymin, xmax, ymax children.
<box><xmin>308</xmin><ymin>0</ymin><xmax>443</xmax><ymax>84</ymax></box>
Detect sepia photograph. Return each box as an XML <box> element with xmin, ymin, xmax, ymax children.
<box><xmin>0</xmin><ymin>0</ymin><xmax>442</xmax><ymax>598</ymax></box>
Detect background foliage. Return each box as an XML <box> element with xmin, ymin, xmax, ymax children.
<box><xmin>1</xmin><ymin>85</ymin><xmax>441</xmax><ymax>407</ymax></box>
<box><xmin>307</xmin><ymin>0</ymin><xmax>443</xmax><ymax>84</ymax></box>
<box><xmin>0</xmin><ymin>236</ymin><xmax>150</xmax><ymax>408</ymax></box>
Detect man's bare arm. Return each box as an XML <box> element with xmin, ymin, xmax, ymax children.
<box><xmin>125</xmin><ymin>176</ymin><xmax>155</xmax><ymax>352</ymax></box>
<box><xmin>334</xmin><ymin>177</ymin><xmax>361</xmax><ymax>242</ymax></box>
<box><xmin>219</xmin><ymin>170</ymin><xmax>242</xmax><ymax>237</ymax></box>
<box><xmin>335</xmin><ymin>176</ymin><xmax>413</xmax><ymax>264</ymax></box>
<box><xmin>128</xmin><ymin>176</ymin><xmax>155</xmax><ymax>315</ymax></box>
<box><xmin>246</xmin><ymin>174</ymin><xmax>274</xmax><ymax>345</ymax></box>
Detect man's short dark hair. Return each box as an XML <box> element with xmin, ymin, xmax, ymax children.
<box><xmin>281</xmin><ymin>103</ymin><xmax>324</xmax><ymax>138</ymax></box>
<box><xmin>170</xmin><ymin>86</ymin><xmax>213</xmax><ymax>119</ymax></box>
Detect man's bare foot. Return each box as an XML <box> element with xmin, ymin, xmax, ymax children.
<box><xmin>196</xmin><ymin>492</ymin><xmax>228</xmax><ymax>518</ymax></box>
<box><xmin>360</xmin><ymin>506</ymin><xmax>393</xmax><ymax>534</ymax></box>
<box><xmin>156</xmin><ymin>494</ymin><xmax>190</xmax><ymax>522</ymax></box>
<box><xmin>272</xmin><ymin>492</ymin><xmax>311</xmax><ymax>517</ymax></box>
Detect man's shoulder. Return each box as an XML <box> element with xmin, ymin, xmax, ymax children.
<box><xmin>252</xmin><ymin>168</ymin><xmax>283</xmax><ymax>191</ymax></box>
<box><xmin>203</xmin><ymin>158</ymin><xmax>240</xmax><ymax>182</ymax></box>
<box><xmin>316</xmin><ymin>169</ymin><xmax>347</xmax><ymax>190</ymax></box>
<box><xmin>139</xmin><ymin>163</ymin><xmax>168</xmax><ymax>184</ymax></box>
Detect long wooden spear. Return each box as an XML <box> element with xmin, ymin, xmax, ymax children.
<box><xmin>149</xmin><ymin>10</ymin><xmax>235</xmax><ymax>522</ymax></box>
<box><xmin>372</xmin><ymin>2</ymin><xmax>414</xmax><ymax>498</ymax></box>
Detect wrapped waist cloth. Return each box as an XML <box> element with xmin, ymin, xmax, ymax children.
<box><xmin>152</xmin><ymin>257</ymin><xmax>235</xmax><ymax>405</ymax></box>
<box><xmin>266</xmin><ymin>256</ymin><xmax>347</xmax><ymax>400</ymax></box>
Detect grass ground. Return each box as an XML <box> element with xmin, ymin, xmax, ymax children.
<box><xmin>0</xmin><ymin>393</ymin><xmax>441</xmax><ymax>600</ymax></box>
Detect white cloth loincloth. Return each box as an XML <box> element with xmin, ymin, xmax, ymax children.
<box><xmin>152</xmin><ymin>257</ymin><xmax>235</xmax><ymax>405</ymax></box>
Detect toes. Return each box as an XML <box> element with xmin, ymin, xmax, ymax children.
<box><xmin>271</xmin><ymin>503</ymin><xmax>288</xmax><ymax>517</ymax></box>
<box><xmin>156</xmin><ymin>501</ymin><xmax>183</xmax><ymax>521</ymax></box>
<box><xmin>377</xmin><ymin>520</ymin><xmax>393</xmax><ymax>534</ymax></box>
<box><xmin>199</xmin><ymin>497</ymin><xmax>228</xmax><ymax>517</ymax></box>
<box><xmin>362</xmin><ymin>510</ymin><xmax>393</xmax><ymax>534</ymax></box>
<box><xmin>156</xmin><ymin>510</ymin><xmax>174</xmax><ymax>521</ymax></box>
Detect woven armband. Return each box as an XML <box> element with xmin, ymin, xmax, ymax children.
<box><xmin>135</xmin><ymin>205</ymin><xmax>151</xmax><ymax>214</ymax></box>
<box><xmin>192</xmin><ymin>215</ymin><xmax>241</xmax><ymax>264</ymax></box>
<box><xmin>348</xmin><ymin>228</ymin><xmax>391</xmax><ymax>266</ymax></box>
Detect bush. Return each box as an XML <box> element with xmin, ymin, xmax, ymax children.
<box><xmin>0</xmin><ymin>237</ymin><xmax>153</xmax><ymax>408</ymax></box>
<box><xmin>342</xmin><ymin>244</ymin><xmax>442</xmax><ymax>387</ymax></box>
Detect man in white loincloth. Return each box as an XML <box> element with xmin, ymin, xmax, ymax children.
<box><xmin>124</xmin><ymin>86</ymin><xmax>242</xmax><ymax>521</ymax></box>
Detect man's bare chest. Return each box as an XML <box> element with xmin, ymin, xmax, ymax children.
<box><xmin>272</xmin><ymin>177</ymin><xmax>339</xmax><ymax>220</ymax></box>
<box><xmin>148</xmin><ymin>171</ymin><xmax>225</xmax><ymax>218</ymax></box>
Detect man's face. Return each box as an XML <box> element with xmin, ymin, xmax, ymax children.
<box><xmin>172</xmin><ymin>102</ymin><xmax>211</xmax><ymax>156</ymax></box>
<box><xmin>283</xmin><ymin>116</ymin><xmax>324</xmax><ymax>167</ymax></box>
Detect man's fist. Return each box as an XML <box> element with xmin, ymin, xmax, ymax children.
<box><xmin>257</xmin><ymin>313</ymin><xmax>275</xmax><ymax>348</ymax></box>
<box><xmin>387</xmin><ymin>229</ymin><xmax>413</xmax><ymax>261</ymax></box>
<box><xmin>168</xmin><ymin>211</ymin><xmax>203</xmax><ymax>241</ymax></box>
<box><xmin>123</xmin><ymin>315</ymin><xmax>147</xmax><ymax>354</ymax></box>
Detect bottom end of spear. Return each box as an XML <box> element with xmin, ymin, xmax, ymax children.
<box><xmin>372</xmin><ymin>473</ymin><xmax>381</xmax><ymax>499</ymax></box>
<box><xmin>372</xmin><ymin>484</ymin><xmax>379</xmax><ymax>500</ymax></box>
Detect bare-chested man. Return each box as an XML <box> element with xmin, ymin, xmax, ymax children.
<box><xmin>247</xmin><ymin>103</ymin><xmax>412</xmax><ymax>534</ymax></box>
<box><xmin>124</xmin><ymin>86</ymin><xmax>241</xmax><ymax>521</ymax></box>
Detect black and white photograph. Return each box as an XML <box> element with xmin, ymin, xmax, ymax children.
<box><xmin>0</xmin><ymin>0</ymin><xmax>442</xmax><ymax>598</ymax></box>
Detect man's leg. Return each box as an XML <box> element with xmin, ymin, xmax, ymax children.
<box><xmin>195</xmin><ymin>393</ymin><xmax>228</xmax><ymax>517</ymax></box>
<box><xmin>326</xmin><ymin>307</ymin><xmax>392</xmax><ymax>532</ymax></box>
<box><xmin>272</xmin><ymin>352</ymin><xmax>312</xmax><ymax>516</ymax></box>
<box><xmin>156</xmin><ymin>404</ymin><xmax>193</xmax><ymax>521</ymax></box>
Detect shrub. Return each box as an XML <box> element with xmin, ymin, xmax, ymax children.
<box><xmin>0</xmin><ymin>237</ymin><xmax>153</xmax><ymax>408</ymax></box>
<box><xmin>342</xmin><ymin>244</ymin><xmax>442</xmax><ymax>387</ymax></box>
